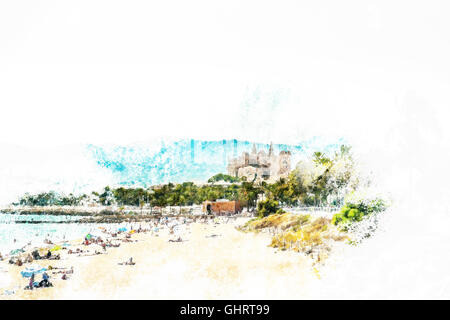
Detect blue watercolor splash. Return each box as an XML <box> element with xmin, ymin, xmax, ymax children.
<box><xmin>87</xmin><ymin>138</ymin><xmax>344</xmax><ymax>187</ymax></box>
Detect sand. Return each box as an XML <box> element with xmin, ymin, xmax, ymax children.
<box><xmin>0</xmin><ymin>218</ymin><xmax>320</xmax><ymax>299</ymax></box>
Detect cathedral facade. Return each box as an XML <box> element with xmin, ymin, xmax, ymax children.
<box><xmin>227</xmin><ymin>143</ymin><xmax>291</xmax><ymax>183</ymax></box>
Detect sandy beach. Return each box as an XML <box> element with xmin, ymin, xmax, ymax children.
<box><xmin>0</xmin><ymin>217</ymin><xmax>321</xmax><ymax>300</ymax></box>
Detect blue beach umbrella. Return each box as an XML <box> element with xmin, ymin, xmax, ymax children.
<box><xmin>21</xmin><ymin>265</ymin><xmax>47</xmax><ymax>278</ymax></box>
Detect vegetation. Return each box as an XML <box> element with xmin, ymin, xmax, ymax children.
<box><xmin>240</xmin><ymin>212</ymin><xmax>310</xmax><ymax>232</ymax></box>
<box><xmin>256</xmin><ymin>199</ymin><xmax>281</xmax><ymax>218</ymax></box>
<box><xmin>15</xmin><ymin>145</ymin><xmax>361</xmax><ymax>215</ymax></box>
<box><xmin>18</xmin><ymin>192</ymin><xmax>88</xmax><ymax>207</ymax></box>
<box><xmin>331</xmin><ymin>193</ymin><xmax>387</xmax><ymax>226</ymax></box>
<box><xmin>207</xmin><ymin>173</ymin><xmax>241</xmax><ymax>183</ymax></box>
<box><xmin>239</xmin><ymin>212</ymin><xmax>348</xmax><ymax>260</ymax></box>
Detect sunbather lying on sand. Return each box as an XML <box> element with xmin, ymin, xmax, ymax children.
<box><xmin>68</xmin><ymin>248</ymin><xmax>85</xmax><ymax>254</ymax></box>
<box><xmin>77</xmin><ymin>252</ymin><xmax>99</xmax><ymax>257</ymax></box>
<box><xmin>118</xmin><ymin>257</ymin><xmax>135</xmax><ymax>265</ymax></box>
<box><xmin>106</xmin><ymin>242</ymin><xmax>120</xmax><ymax>248</ymax></box>
<box><xmin>54</xmin><ymin>266</ymin><xmax>74</xmax><ymax>277</ymax></box>
<box><xmin>168</xmin><ymin>236</ymin><xmax>183</xmax><ymax>242</ymax></box>
<box><xmin>206</xmin><ymin>234</ymin><xmax>220</xmax><ymax>238</ymax></box>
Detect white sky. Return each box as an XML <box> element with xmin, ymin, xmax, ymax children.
<box><xmin>1</xmin><ymin>0</ymin><xmax>449</xmax><ymax>147</ymax></box>
<box><xmin>0</xmin><ymin>0</ymin><xmax>450</xmax><ymax>204</ymax></box>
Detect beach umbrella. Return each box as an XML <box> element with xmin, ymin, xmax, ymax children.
<box><xmin>85</xmin><ymin>234</ymin><xmax>92</xmax><ymax>240</ymax></box>
<box><xmin>20</xmin><ymin>265</ymin><xmax>47</xmax><ymax>278</ymax></box>
<box><xmin>9</xmin><ymin>248</ymin><xmax>24</xmax><ymax>256</ymax></box>
<box><xmin>118</xmin><ymin>227</ymin><xmax>127</xmax><ymax>232</ymax></box>
<box><xmin>50</xmin><ymin>245</ymin><xmax>61</xmax><ymax>252</ymax></box>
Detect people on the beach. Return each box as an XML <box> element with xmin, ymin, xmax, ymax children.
<box><xmin>118</xmin><ymin>257</ymin><xmax>135</xmax><ymax>265</ymax></box>
<box><xmin>38</xmin><ymin>272</ymin><xmax>52</xmax><ymax>287</ymax></box>
<box><xmin>28</xmin><ymin>273</ymin><xmax>34</xmax><ymax>290</ymax></box>
<box><xmin>3</xmin><ymin>214</ymin><xmax>229</xmax><ymax>295</ymax></box>
<box><xmin>24</xmin><ymin>254</ymin><xmax>33</xmax><ymax>263</ymax></box>
<box><xmin>169</xmin><ymin>236</ymin><xmax>182</xmax><ymax>242</ymax></box>
<box><xmin>32</xmin><ymin>250</ymin><xmax>41</xmax><ymax>260</ymax></box>
<box><xmin>48</xmin><ymin>253</ymin><xmax>60</xmax><ymax>260</ymax></box>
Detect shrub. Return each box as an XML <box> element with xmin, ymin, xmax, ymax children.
<box><xmin>331</xmin><ymin>213</ymin><xmax>345</xmax><ymax>225</ymax></box>
<box><xmin>332</xmin><ymin>193</ymin><xmax>388</xmax><ymax>226</ymax></box>
<box><xmin>257</xmin><ymin>199</ymin><xmax>280</xmax><ymax>218</ymax></box>
<box><xmin>239</xmin><ymin>213</ymin><xmax>310</xmax><ymax>232</ymax></box>
<box><xmin>347</xmin><ymin>208</ymin><xmax>360</xmax><ymax>220</ymax></box>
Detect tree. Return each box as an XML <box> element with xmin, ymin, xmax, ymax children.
<box><xmin>208</xmin><ymin>173</ymin><xmax>240</xmax><ymax>183</ymax></box>
<box><xmin>257</xmin><ymin>199</ymin><xmax>281</xmax><ymax>218</ymax></box>
<box><xmin>238</xmin><ymin>181</ymin><xmax>261</xmax><ymax>210</ymax></box>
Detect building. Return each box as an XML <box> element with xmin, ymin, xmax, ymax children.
<box><xmin>226</xmin><ymin>143</ymin><xmax>291</xmax><ymax>183</ymax></box>
<box><xmin>202</xmin><ymin>200</ymin><xmax>242</xmax><ymax>215</ymax></box>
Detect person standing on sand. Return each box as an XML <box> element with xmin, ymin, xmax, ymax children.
<box><xmin>29</xmin><ymin>273</ymin><xmax>34</xmax><ymax>290</ymax></box>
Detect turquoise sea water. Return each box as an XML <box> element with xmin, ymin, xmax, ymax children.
<box><xmin>0</xmin><ymin>214</ymin><xmax>133</xmax><ymax>255</ymax></box>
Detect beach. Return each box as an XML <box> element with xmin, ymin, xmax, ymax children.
<box><xmin>0</xmin><ymin>217</ymin><xmax>320</xmax><ymax>300</ymax></box>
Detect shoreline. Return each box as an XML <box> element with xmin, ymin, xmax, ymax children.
<box><xmin>0</xmin><ymin>205</ymin><xmax>254</xmax><ymax>225</ymax></box>
<box><xmin>0</xmin><ymin>205</ymin><xmax>209</xmax><ymax>216</ymax></box>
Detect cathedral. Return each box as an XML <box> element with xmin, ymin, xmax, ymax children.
<box><xmin>227</xmin><ymin>143</ymin><xmax>291</xmax><ymax>183</ymax></box>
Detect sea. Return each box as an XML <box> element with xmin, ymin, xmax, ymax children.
<box><xmin>0</xmin><ymin>213</ymin><xmax>136</xmax><ymax>255</ymax></box>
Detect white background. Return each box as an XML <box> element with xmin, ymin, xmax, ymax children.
<box><xmin>1</xmin><ymin>0</ymin><xmax>450</xmax><ymax>298</ymax></box>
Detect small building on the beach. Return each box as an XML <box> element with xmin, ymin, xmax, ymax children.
<box><xmin>202</xmin><ymin>200</ymin><xmax>242</xmax><ymax>215</ymax></box>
